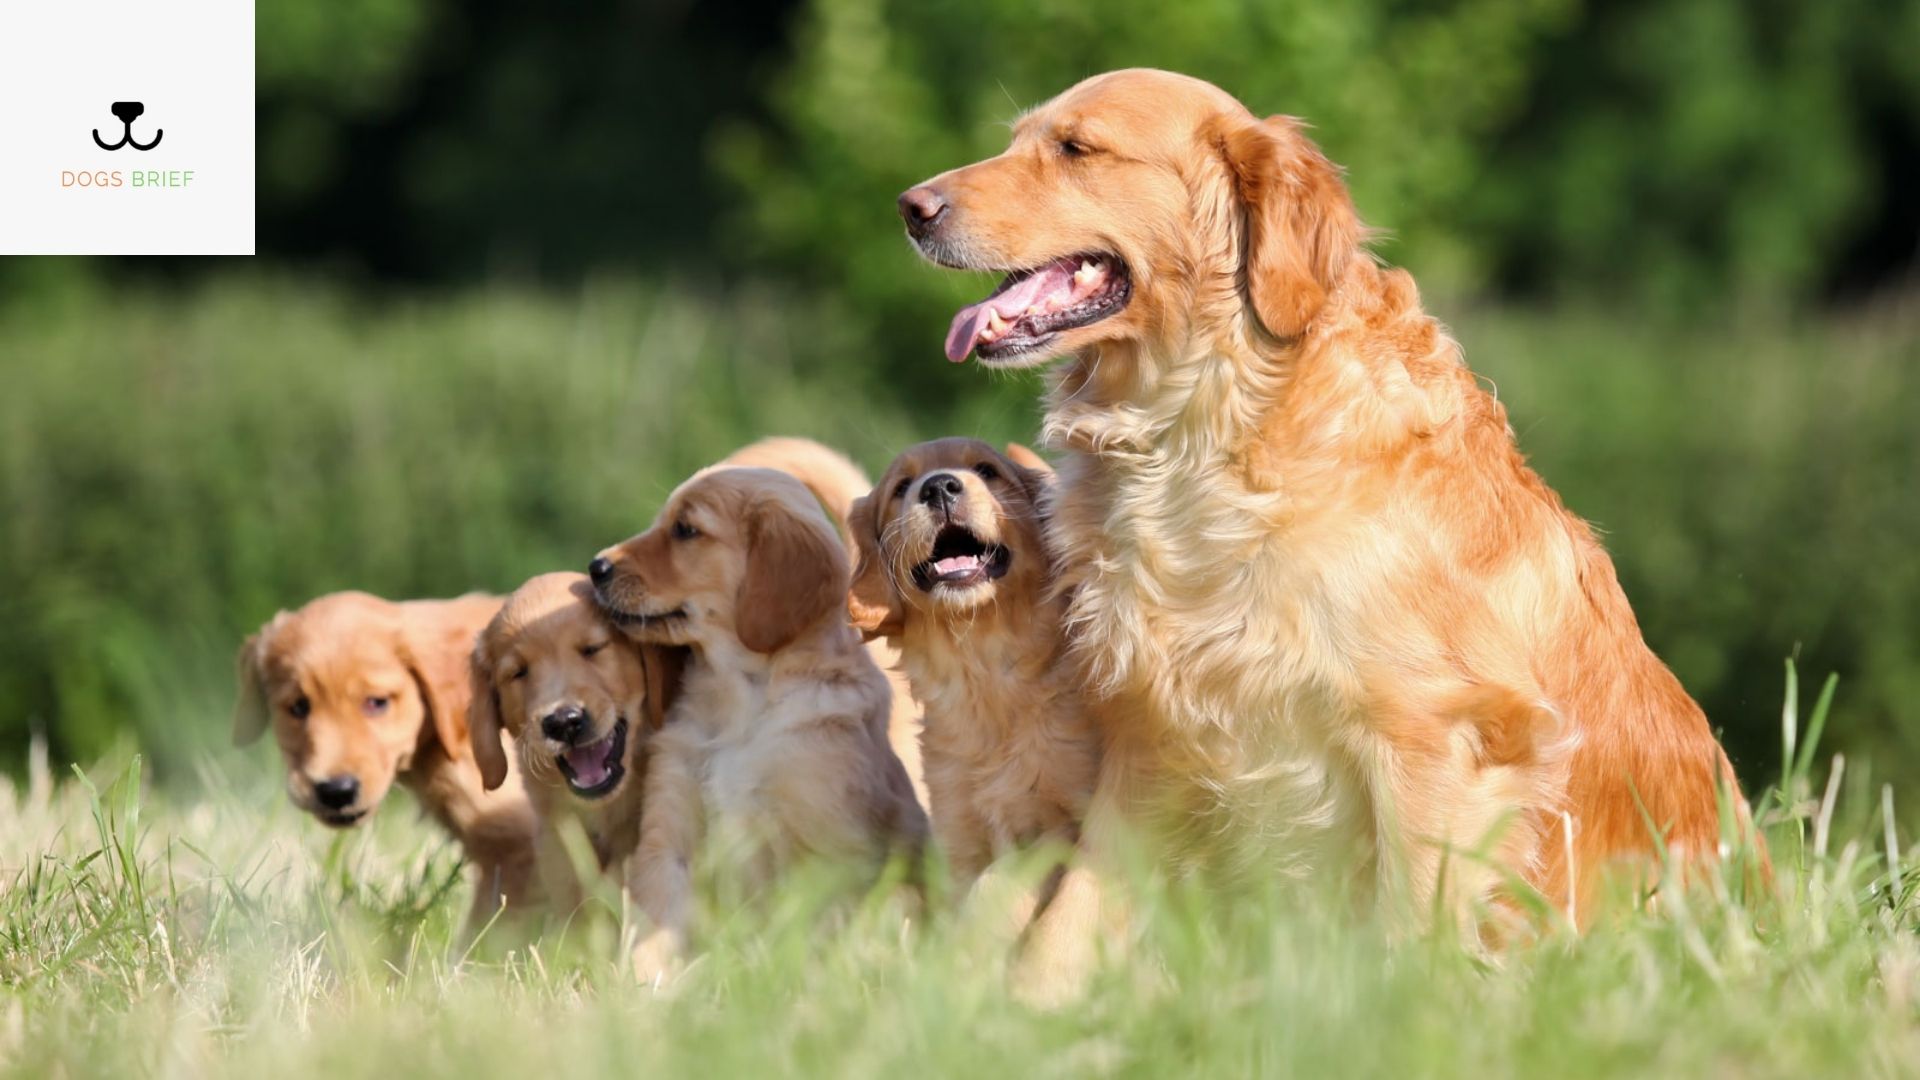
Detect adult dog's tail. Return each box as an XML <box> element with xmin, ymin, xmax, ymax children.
<box><xmin>719</xmin><ymin>437</ymin><xmax>870</xmax><ymax>544</ymax></box>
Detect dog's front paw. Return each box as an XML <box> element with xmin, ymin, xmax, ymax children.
<box><xmin>1007</xmin><ymin>937</ymin><xmax>1094</xmax><ymax>1010</ymax></box>
<box><xmin>629</xmin><ymin>927</ymin><xmax>683</xmax><ymax>987</ymax></box>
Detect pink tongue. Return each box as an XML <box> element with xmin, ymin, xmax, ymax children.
<box><xmin>944</xmin><ymin>262</ymin><xmax>1076</xmax><ymax>363</ymax></box>
<box><xmin>934</xmin><ymin>554</ymin><xmax>982</xmax><ymax>576</ymax></box>
<box><xmin>565</xmin><ymin>741</ymin><xmax>612</xmax><ymax>787</ymax></box>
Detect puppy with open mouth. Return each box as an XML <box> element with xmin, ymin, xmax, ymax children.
<box><xmin>468</xmin><ymin>572</ymin><xmax>682</xmax><ymax>918</ymax></box>
<box><xmin>590</xmin><ymin>461</ymin><xmax>929</xmax><ymax>981</ymax></box>
<box><xmin>847</xmin><ymin>438</ymin><xmax>1102</xmax><ymax>990</ymax></box>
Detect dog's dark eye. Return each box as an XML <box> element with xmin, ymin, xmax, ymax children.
<box><xmin>1058</xmin><ymin>138</ymin><xmax>1090</xmax><ymax>158</ymax></box>
<box><xmin>893</xmin><ymin>477</ymin><xmax>913</xmax><ymax>500</ymax></box>
<box><xmin>672</xmin><ymin>519</ymin><xmax>700</xmax><ymax>541</ymax></box>
<box><xmin>508</xmin><ymin>666</ymin><xmax>528</xmax><ymax>683</ymax></box>
<box><xmin>288</xmin><ymin>696</ymin><xmax>310</xmax><ymax>720</ymax></box>
<box><xmin>580</xmin><ymin>642</ymin><xmax>607</xmax><ymax>659</ymax></box>
<box><xmin>972</xmin><ymin>462</ymin><xmax>1000</xmax><ymax>482</ymax></box>
<box><xmin>363</xmin><ymin>695</ymin><xmax>390</xmax><ymax>716</ymax></box>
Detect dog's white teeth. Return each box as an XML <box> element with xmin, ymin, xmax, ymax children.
<box><xmin>1074</xmin><ymin>260</ymin><xmax>1101</xmax><ymax>287</ymax></box>
<box><xmin>986</xmin><ymin>308</ymin><xmax>1010</xmax><ymax>334</ymax></box>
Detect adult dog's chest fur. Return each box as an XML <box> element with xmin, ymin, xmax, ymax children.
<box><xmin>1050</xmin><ymin>447</ymin><xmax>1373</xmax><ymax>871</ymax></box>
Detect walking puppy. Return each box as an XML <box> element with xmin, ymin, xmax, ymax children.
<box><xmin>467</xmin><ymin>572</ymin><xmax>681</xmax><ymax>916</ymax></box>
<box><xmin>590</xmin><ymin>464</ymin><xmax>929</xmax><ymax>979</ymax></box>
<box><xmin>235</xmin><ymin>591</ymin><xmax>538</xmax><ymax>938</ymax></box>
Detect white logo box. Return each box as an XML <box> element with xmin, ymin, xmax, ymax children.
<box><xmin>0</xmin><ymin>0</ymin><xmax>254</xmax><ymax>255</ymax></box>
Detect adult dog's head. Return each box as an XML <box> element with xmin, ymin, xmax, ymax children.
<box><xmin>591</xmin><ymin>467</ymin><xmax>850</xmax><ymax>657</ymax></box>
<box><xmin>234</xmin><ymin>592</ymin><xmax>497</xmax><ymax>828</ymax></box>
<box><xmin>468</xmin><ymin>573</ymin><xmax>678</xmax><ymax>802</ymax></box>
<box><xmin>846</xmin><ymin>439</ymin><xmax>1054</xmax><ymax>638</ymax></box>
<box><xmin>898</xmin><ymin>68</ymin><xmax>1363</xmax><ymax>369</ymax></box>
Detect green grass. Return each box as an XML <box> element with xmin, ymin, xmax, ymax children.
<box><xmin>2</xmin><ymin>666</ymin><xmax>1918</xmax><ymax>1078</ymax></box>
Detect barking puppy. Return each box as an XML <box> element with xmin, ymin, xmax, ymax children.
<box><xmin>847</xmin><ymin>441</ymin><xmax>1098</xmax><ymax>875</ymax></box>
<box><xmin>235</xmin><ymin>591</ymin><xmax>538</xmax><ymax>937</ymax></box>
<box><xmin>590</xmin><ymin>465</ymin><xmax>929</xmax><ymax>978</ymax></box>
<box><xmin>467</xmin><ymin>572</ymin><xmax>681</xmax><ymax>916</ymax></box>
<box><xmin>898</xmin><ymin>69</ymin><xmax>1757</xmax><ymax>956</ymax></box>
<box><xmin>848</xmin><ymin>438</ymin><xmax>1102</xmax><ymax>987</ymax></box>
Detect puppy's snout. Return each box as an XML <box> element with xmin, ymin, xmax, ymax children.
<box><xmin>541</xmin><ymin>704</ymin><xmax>589</xmax><ymax>745</ymax></box>
<box><xmin>898</xmin><ymin>185</ymin><xmax>949</xmax><ymax>237</ymax></box>
<box><xmin>919</xmin><ymin>472</ymin><xmax>964</xmax><ymax>512</ymax></box>
<box><xmin>588</xmin><ymin>556</ymin><xmax>615</xmax><ymax>586</ymax></box>
<box><xmin>313</xmin><ymin>775</ymin><xmax>360</xmax><ymax>809</ymax></box>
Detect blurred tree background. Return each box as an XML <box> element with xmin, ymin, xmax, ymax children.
<box><xmin>1</xmin><ymin>0</ymin><xmax>1917</xmax><ymax>791</ymax></box>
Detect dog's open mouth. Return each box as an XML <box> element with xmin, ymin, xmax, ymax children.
<box><xmin>945</xmin><ymin>253</ymin><xmax>1131</xmax><ymax>364</ymax></box>
<box><xmin>556</xmin><ymin>717</ymin><xmax>628</xmax><ymax>798</ymax></box>
<box><xmin>911</xmin><ymin>525</ymin><xmax>1011</xmax><ymax>591</ymax></box>
<box><xmin>319</xmin><ymin>809</ymin><xmax>366</xmax><ymax>828</ymax></box>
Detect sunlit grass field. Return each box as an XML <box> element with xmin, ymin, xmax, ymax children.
<box><xmin>2</xmin><ymin>669</ymin><xmax>1918</xmax><ymax>1077</ymax></box>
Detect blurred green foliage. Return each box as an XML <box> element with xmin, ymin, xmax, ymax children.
<box><xmin>1</xmin><ymin>281</ymin><xmax>1915</xmax><ymax>788</ymax></box>
<box><xmin>2</xmin><ymin>1</ymin><xmax>1919</xmax><ymax>787</ymax></box>
<box><xmin>722</xmin><ymin>0</ymin><xmax>1920</xmax><ymax>337</ymax></box>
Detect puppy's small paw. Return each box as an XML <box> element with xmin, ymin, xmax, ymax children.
<box><xmin>1008</xmin><ymin>934</ymin><xmax>1096</xmax><ymax>1010</ymax></box>
<box><xmin>629</xmin><ymin>927</ymin><xmax>683</xmax><ymax>987</ymax></box>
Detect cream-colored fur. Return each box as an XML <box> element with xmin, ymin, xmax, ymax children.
<box><xmin>593</xmin><ymin>464</ymin><xmax>929</xmax><ymax>979</ymax></box>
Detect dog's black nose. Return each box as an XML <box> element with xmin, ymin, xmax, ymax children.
<box><xmin>313</xmin><ymin>775</ymin><xmax>360</xmax><ymax>810</ymax></box>
<box><xmin>111</xmin><ymin>101</ymin><xmax>145</xmax><ymax>123</ymax></box>
<box><xmin>898</xmin><ymin>185</ymin><xmax>948</xmax><ymax>236</ymax></box>
<box><xmin>542</xmin><ymin>704</ymin><xmax>589</xmax><ymax>744</ymax></box>
<box><xmin>919</xmin><ymin>472</ymin><xmax>964</xmax><ymax>510</ymax></box>
<box><xmin>588</xmin><ymin>557</ymin><xmax>614</xmax><ymax>586</ymax></box>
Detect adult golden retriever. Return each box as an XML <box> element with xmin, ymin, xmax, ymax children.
<box><xmin>898</xmin><ymin>69</ymin><xmax>1754</xmax><ymax>962</ymax></box>
<box><xmin>590</xmin><ymin>463</ymin><xmax>929</xmax><ymax>979</ymax></box>
<box><xmin>235</xmin><ymin>591</ymin><xmax>539</xmax><ymax>938</ymax></box>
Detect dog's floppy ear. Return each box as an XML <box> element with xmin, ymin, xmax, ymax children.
<box><xmin>845</xmin><ymin>492</ymin><xmax>904</xmax><ymax>639</ymax></box>
<box><xmin>1004</xmin><ymin>443</ymin><xmax>1052</xmax><ymax>477</ymax></box>
<box><xmin>737</xmin><ymin>494</ymin><xmax>849</xmax><ymax>654</ymax></box>
<box><xmin>466</xmin><ymin>637</ymin><xmax>511</xmax><ymax>791</ymax></box>
<box><xmin>232</xmin><ymin>628</ymin><xmax>272</xmax><ymax>747</ymax></box>
<box><xmin>641</xmin><ymin>644</ymin><xmax>686</xmax><ymax>731</ymax></box>
<box><xmin>1003</xmin><ymin>443</ymin><xmax>1056</xmax><ymax>511</ymax></box>
<box><xmin>398</xmin><ymin>612</ymin><xmax>479</xmax><ymax>767</ymax></box>
<box><xmin>1216</xmin><ymin>114</ymin><xmax>1362</xmax><ymax>340</ymax></box>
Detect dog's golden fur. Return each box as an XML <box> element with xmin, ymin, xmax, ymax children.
<box><xmin>713</xmin><ymin>437</ymin><xmax>930</xmax><ymax>810</ymax></box>
<box><xmin>468</xmin><ymin>572</ymin><xmax>681</xmax><ymax>914</ymax></box>
<box><xmin>903</xmin><ymin>68</ymin><xmax>1755</xmax><ymax>962</ymax></box>
<box><xmin>593</xmin><ymin>462</ymin><xmax>929</xmax><ymax>978</ymax></box>
<box><xmin>848</xmin><ymin>439</ymin><xmax>1099</xmax><ymax>892</ymax></box>
<box><xmin>235</xmin><ymin>591</ymin><xmax>538</xmax><ymax>936</ymax></box>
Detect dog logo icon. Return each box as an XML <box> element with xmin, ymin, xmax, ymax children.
<box><xmin>92</xmin><ymin>102</ymin><xmax>163</xmax><ymax>152</ymax></box>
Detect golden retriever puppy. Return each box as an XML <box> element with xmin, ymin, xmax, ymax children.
<box><xmin>898</xmin><ymin>69</ymin><xmax>1755</xmax><ymax>957</ymax></box>
<box><xmin>712</xmin><ymin>437</ymin><xmax>930</xmax><ymax>811</ymax></box>
<box><xmin>467</xmin><ymin>572</ymin><xmax>680</xmax><ymax>915</ymax></box>
<box><xmin>847</xmin><ymin>439</ymin><xmax>1098</xmax><ymax>891</ymax></box>
<box><xmin>589</xmin><ymin>465</ymin><xmax>929</xmax><ymax>978</ymax></box>
<box><xmin>235</xmin><ymin>591</ymin><xmax>538</xmax><ymax>937</ymax></box>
